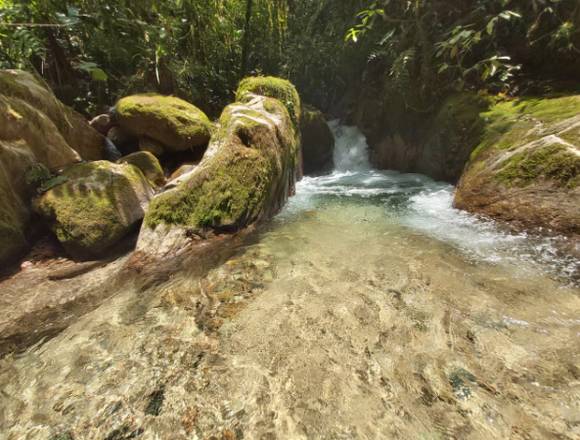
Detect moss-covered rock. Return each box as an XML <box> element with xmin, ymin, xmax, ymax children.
<box><xmin>0</xmin><ymin>69</ymin><xmax>107</xmax><ymax>265</ymax></box>
<box><xmin>300</xmin><ymin>105</ymin><xmax>334</xmax><ymax>174</ymax></box>
<box><xmin>0</xmin><ymin>70</ymin><xmax>105</xmax><ymax>161</ymax></box>
<box><xmin>455</xmin><ymin>95</ymin><xmax>580</xmax><ymax>235</ymax></box>
<box><xmin>418</xmin><ymin>93</ymin><xmax>491</xmax><ymax>183</ymax></box>
<box><xmin>361</xmin><ymin>91</ymin><xmax>490</xmax><ymax>183</ymax></box>
<box><xmin>139</xmin><ymin>136</ymin><xmax>165</xmax><ymax>157</ymax></box>
<box><xmin>118</xmin><ymin>151</ymin><xmax>165</xmax><ymax>187</ymax></box>
<box><xmin>145</xmin><ymin>95</ymin><xmax>299</xmax><ymax>230</ymax></box>
<box><xmin>0</xmin><ymin>160</ymin><xmax>29</xmax><ymax>266</ymax></box>
<box><xmin>115</xmin><ymin>94</ymin><xmax>212</xmax><ymax>153</ymax></box>
<box><xmin>136</xmin><ymin>89</ymin><xmax>301</xmax><ymax>260</ymax></box>
<box><xmin>35</xmin><ymin>161</ymin><xmax>155</xmax><ymax>259</ymax></box>
<box><xmin>236</xmin><ymin>76</ymin><xmax>301</xmax><ymax>124</ymax></box>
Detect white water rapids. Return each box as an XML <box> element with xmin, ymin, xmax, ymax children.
<box><xmin>285</xmin><ymin>121</ymin><xmax>579</xmax><ymax>282</ymax></box>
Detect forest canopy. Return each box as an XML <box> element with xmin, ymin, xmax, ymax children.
<box><xmin>0</xmin><ymin>0</ymin><xmax>578</xmax><ymax>115</ymax></box>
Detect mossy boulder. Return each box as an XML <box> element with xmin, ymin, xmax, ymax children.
<box><xmin>35</xmin><ymin>161</ymin><xmax>156</xmax><ymax>259</ymax></box>
<box><xmin>455</xmin><ymin>95</ymin><xmax>580</xmax><ymax>235</ymax></box>
<box><xmin>136</xmin><ymin>90</ymin><xmax>301</xmax><ymax>259</ymax></box>
<box><xmin>0</xmin><ymin>160</ymin><xmax>29</xmax><ymax>266</ymax></box>
<box><xmin>114</xmin><ymin>94</ymin><xmax>212</xmax><ymax>153</ymax></box>
<box><xmin>0</xmin><ymin>69</ymin><xmax>106</xmax><ymax>265</ymax></box>
<box><xmin>236</xmin><ymin>76</ymin><xmax>301</xmax><ymax>124</ymax></box>
<box><xmin>418</xmin><ymin>93</ymin><xmax>491</xmax><ymax>183</ymax></box>
<box><xmin>360</xmin><ymin>91</ymin><xmax>490</xmax><ymax>183</ymax></box>
<box><xmin>118</xmin><ymin>151</ymin><xmax>165</xmax><ymax>187</ymax></box>
<box><xmin>300</xmin><ymin>105</ymin><xmax>334</xmax><ymax>174</ymax></box>
<box><xmin>0</xmin><ymin>70</ymin><xmax>105</xmax><ymax>161</ymax></box>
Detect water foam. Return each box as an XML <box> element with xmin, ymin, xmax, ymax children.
<box><xmin>282</xmin><ymin>122</ymin><xmax>579</xmax><ymax>283</ymax></box>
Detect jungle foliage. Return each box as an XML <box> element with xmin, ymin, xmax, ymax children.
<box><xmin>0</xmin><ymin>0</ymin><xmax>364</xmax><ymax>114</ymax></box>
<box><xmin>346</xmin><ymin>0</ymin><xmax>580</xmax><ymax>110</ymax></box>
<box><xmin>0</xmin><ymin>0</ymin><xmax>578</xmax><ymax>116</ymax></box>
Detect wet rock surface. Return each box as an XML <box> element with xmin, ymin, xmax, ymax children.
<box><xmin>114</xmin><ymin>94</ymin><xmax>212</xmax><ymax>153</ymax></box>
<box><xmin>0</xmin><ymin>69</ymin><xmax>106</xmax><ymax>265</ymax></box>
<box><xmin>35</xmin><ymin>161</ymin><xmax>156</xmax><ymax>259</ymax></box>
<box><xmin>300</xmin><ymin>105</ymin><xmax>335</xmax><ymax>175</ymax></box>
<box><xmin>0</xmin><ymin>238</ymin><xmax>131</xmax><ymax>358</ymax></box>
<box><xmin>455</xmin><ymin>95</ymin><xmax>580</xmax><ymax>238</ymax></box>
<box><xmin>135</xmin><ymin>78</ymin><xmax>301</xmax><ymax>263</ymax></box>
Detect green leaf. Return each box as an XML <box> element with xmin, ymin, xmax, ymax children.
<box><xmin>487</xmin><ymin>18</ymin><xmax>497</xmax><ymax>35</ymax></box>
<box><xmin>90</xmin><ymin>68</ymin><xmax>108</xmax><ymax>82</ymax></box>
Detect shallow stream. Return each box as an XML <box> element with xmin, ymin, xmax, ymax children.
<box><xmin>1</xmin><ymin>124</ymin><xmax>579</xmax><ymax>439</ymax></box>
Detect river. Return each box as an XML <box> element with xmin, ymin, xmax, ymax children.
<box><xmin>1</xmin><ymin>124</ymin><xmax>579</xmax><ymax>439</ymax></box>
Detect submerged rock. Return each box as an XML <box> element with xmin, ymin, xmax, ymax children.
<box><xmin>0</xmin><ymin>69</ymin><xmax>105</xmax><ymax>265</ymax></box>
<box><xmin>301</xmin><ymin>105</ymin><xmax>334</xmax><ymax>174</ymax></box>
<box><xmin>35</xmin><ymin>161</ymin><xmax>155</xmax><ymax>259</ymax></box>
<box><xmin>118</xmin><ymin>151</ymin><xmax>165</xmax><ymax>187</ymax></box>
<box><xmin>135</xmin><ymin>77</ymin><xmax>301</xmax><ymax>261</ymax></box>
<box><xmin>455</xmin><ymin>95</ymin><xmax>580</xmax><ymax>236</ymax></box>
<box><xmin>115</xmin><ymin>94</ymin><xmax>212</xmax><ymax>153</ymax></box>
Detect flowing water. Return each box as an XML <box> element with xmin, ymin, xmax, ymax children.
<box><xmin>1</xmin><ymin>124</ymin><xmax>579</xmax><ymax>440</ymax></box>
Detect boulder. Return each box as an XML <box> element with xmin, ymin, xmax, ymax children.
<box><xmin>89</xmin><ymin>113</ymin><xmax>113</xmax><ymax>136</ymax></box>
<box><xmin>114</xmin><ymin>94</ymin><xmax>212</xmax><ymax>153</ymax></box>
<box><xmin>168</xmin><ymin>164</ymin><xmax>196</xmax><ymax>182</ymax></box>
<box><xmin>301</xmin><ymin>105</ymin><xmax>334</xmax><ymax>174</ymax></box>
<box><xmin>118</xmin><ymin>151</ymin><xmax>165</xmax><ymax>187</ymax></box>
<box><xmin>138</xmin><ymin>136</ymin><xmax>165</xmax><ymax>157</ymax></box>
<box><xmin>0</xmin><ymin>162</ymin><xmax>29</xmax><ymax>266</ymax></box>
<box><xmin>236</xmin><ymin>76</ymin><xmax>302</xmax><ymax>124</ymax></box>
<box><xmin>417</xmin><ymin>93</ymin><xmax>490</xmax><ymax>183</ymax></box>
<box><xmin>0</xmin><ymin>69</ymin><xmax>105</xmax><ymax>265</ymax></box>
<box><xmin>35</xmin><ymin>161</ymin><xmax>155</xmax><ymax>259</ymax></box>
<box><xmin>0</xmin><ymin>70</ymin><xmax>105</xmax><ymax>161</ymax></box>
<box><xmin>135</xmin><ymin>77</ymin><xmax>301</xmax><ymax>261</ymax></box>
<box><xmin>455</xmin><ymin>95</ymin><xmax>580</xmax><ymax>236</ymax></box>
<box><xmin>107</xmin><ymin>126</ymin><xmax>138</xmax><ymax>153</ymax></box>
<box><xmin>362</xmin><ymin>92</ymin><xmax>490</xmax><ymax>183</ymax></box>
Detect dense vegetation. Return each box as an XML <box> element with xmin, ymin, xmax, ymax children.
<box><xmin>1</xmin><ymin>0</ymin><xmax>578</xmax><ymax>116</ymax></box>
<box><xmin>0</xmin><ymin>0</ymin><xmax>364</xmax><ymax>115</ymax></box>
<box><xmin>346</xmin><ymin>0</ymin><xmax>580</xmax><ymax>112</ymax></box>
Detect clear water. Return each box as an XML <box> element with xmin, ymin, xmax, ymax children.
<box><xmin>1</xmin><ymin>124</ymin><xmax>579</xmax><ymax>439</ymax></box>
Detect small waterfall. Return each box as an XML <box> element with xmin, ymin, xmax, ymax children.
<box><xmin>328</xmin><ymin>121</ymin><xmax>371</xmax><ymax>172</ymax></box>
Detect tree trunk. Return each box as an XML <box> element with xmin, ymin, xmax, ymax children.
<box><xmin>241</xmin><ymin>0</ymin><xmax>254</xmax><ymax>75</ymax></box>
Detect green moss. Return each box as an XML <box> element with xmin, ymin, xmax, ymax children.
<box><xmin>236</xmin><ymin>76</ymin><xmax>301</xmax><ymax>125</ymax></box>
<box><xmin>146</xmin><ymin>152</ymin><xmax>272</xmax><ymax>230</ymax></box>
<box><xmin>301</xmin><ymin>105</ymin><xmax>323</xmax><ymax>125</ymax></box>
<box><xmin>496</xmin><ymin>144</ymin><xmax>580</xmax><ymax>188</ymax></box>
<box><xmin>431</xmin><ymin>93</ymin><xmax>491</xmax><ymax>150</ymax></box>
<box><xmin>118</xmin><ymin>151</ymin><xmax>165</xmax><ymax>186</ymax></box>
<box><xmin>0</xmin><ymin>219</ymin><xmax>27</xmax><ymax>265</ymax></box>
<box><xmin>470</xmin><ymin>95</ymin><xmax>580</xmax><ymax>161</ymax></box>
<box><xmin>115</xmin><ymin>94</ymin><xmax>212</xmax><ymax>151</ymax></box>
<box><xmin>36</xmin><ymin>161</ymin><xmax>151</xmax><ymax>257</ymax></box>
<box><xmin>24</xmin><ymin>163</ymin><xmax>52</xmax><ymax>187</ymax></box>
<box><xmin>145</xmin><ymin>97</ymin><xmax>299</xmax><ymax>231</ymax></box>
<box><xmin>0</xmin><ymin>72</ymin><xmax>22</xmax><ymax>96</ymax></box>
<box><xmin>0</xmin><ymin>165</ymin><xmax>30</xmax><ymax>264</ymax></box>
